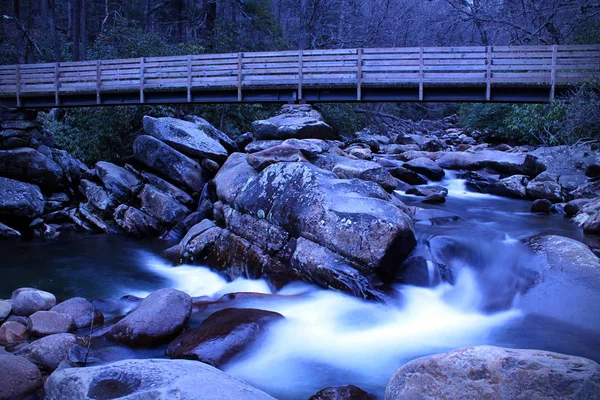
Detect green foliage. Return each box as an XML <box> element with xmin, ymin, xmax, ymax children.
<box><xmin>315</xmin><ymin>104</ymin><xmax>368</xmax><ymax>136</ymax></box>
<box><xmin>459</xmin><ymin>103</ymin><xmax>513</xmax><ymax>133</ymax></box>
<box><xmin>187</xmin><ymin>104</ymin><xmax>280</xmax><ymax>136</ymax></box>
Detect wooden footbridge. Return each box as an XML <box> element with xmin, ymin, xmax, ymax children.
<box><xmin>0</xmin><ymin>45</ymin><xmax>598</xmax><ymax>108</ymax></box>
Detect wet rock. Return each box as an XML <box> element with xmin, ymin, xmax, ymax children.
<box><xmin>406</xmin><ymin>185</ymin><xmax>448</xmax><ymax>198</ymax></box>
<box><xmin>463</xmin><ymin>171</ymin><xmax>499</xmax><ymax>193</ymax></box>
<box><xmin>0</xmin><ymin>321</ymin><xmax>27</xmax><ymax>344</ymax></box>
<box><xmin>0</xmin><ymin>177</ymin><xmax>45</xmax><ymax>219</ymax></box>
<box><xmin>141</xmin><ymin>171</ymin><xmax>194</xmax><ymax>207</ymax></box>
<box><xmin>377</xmin><ymin>159</ymin><xmax>427</xmax><ymax>185</ymax></box>
<box><xmin>422</xmin><ymin>193</ymin><xmax>446</xmax><ymax>204</ymax></box>
<box><xmin>213</xmin><ymin>153</ymin><xmax>259</xmax><ymax>204</ymax></box>
<box><xmin>106</xmin><ymin>288</ymin><xmax>192</xmax><ymax>347</ymax></box>
<box><xmin>138</xmin><ymin>184</ymin><xmax>189</xmax><ymax>226</ymax></box>
<box><xmin>95</xmin><ymin>161</ymin><xmax>142</xmax><ymax>203</ymax></box>
<box><xmin>133</xmin><ymin>135</ymin><xmax>206</xmax><ymax>192</ymax></box>
<box><xmin>564</xmin><ymin>199</ymin><xmax>590</xmax><ymax>217</ymax></box>
<box><xmin>162</xmin><ymin>211</ymin><xmax>205</xmax><ymax>241</ymax></box>
<box><xmin>398</xmin><ymin>255</ymin><xmax>452</xmax><ymax>287</ymax></box>
<box><xmin>0</xmin><ymin>355</ymin><xmax>42</xmax><ymax>400</ymax></box>
<box><xmin>0</xmin><ymin>300</ymin><xmax>11</xmax><ymax>321</ymax></box>
<box><xmin>0</xmin><ymin>221</ymin><xmax>20</xmax><ymax>239</ymax></box>
<box><xmin>309</xmin><ymin>385</ymin><xmax>377</xmax><ymax>400</ymax></box>
<box><xmin>403</xmin><ymin>157</ymin><xmax>444</xmax><ymax>181</ymax></box>
<box><xmin>51</xmin><ymin>297</ymin><xmax>104</xmax><ymax>330</ymax></box>
<box><xmin>78</xmin><ymin>205</ymin><xmax>118</xmax><ymax>234</ymax></box>
<box><xmin>570</xmin><ymin>180</ymin><xmax>600</xmax><ymax>200</ymax></box>
<box><xmin>531</xmin><ymin>199</ymin><xmax>552</xmax><ymax>214</ymax></box>
<box><xmin>166</xmin><ymin>308</ymin><xmax>284</xmax><ymax>367</ymax></box>
<box><xmin>487</xmin><ymin>175</ymin><xmax>528</xmax><ymax>199</ymax></box>
<box><xmin>186</xmin><ymin>115</ymin><xmax>238</xmax><ymax>153</ymax></box>
<box><xmin>22</xmin><ymin>333</ymin><xmax>77</xmax><ymax>372</ymax></box>
<box><xmin>78</xmin><ymin>179</ymin><xmax>117</xmax><ymax>216</ymax></box>
<box><xmin>44</xmin><ymin>192</ymin><xmax>71</xmax><ymax>213</ymax></box>
<box><xmin>523</xmin><ymin>235</ymin><xmax>600</xmax><ymax>332</ymax></box>
<box><xmin>223</xmin><ymin>205</ymin><xmax>289</xmax><ymax>255</ymax></box>
<box><xmin>413</xmin><ymin>209</ymin><xmax>459</xmax><ymax>224</ymax></box>
<box><xmin>28</xmin><ymin>310</ymin><xmax>75</xmax><ymax>336</ymax></box>
<box><xmin>11</xmin><ymin>288</ymin><xmax>56</xmax><ymax>316</ymax></box>
<box><xmin>0</xmin><ymin>147</ymin><xmax>63</xmax><ymax>188</ymax></box>
<box><xmin>332</xmin><ymin>157</ymin><xmax>399</xmax><ymax>191</ymax></box>
<box><xmin>436</xmin><ymin>151</ymin><xmax>545</xmax><ymax>177</ymax></box>
<box><xmin>385</xmin><ymin>345</ymin><xmax>600</xmax><ymax>400</ymax></box>
<box><xmin>381</xmin><ymin>144</ymin><xmax>421</xmax><ymax>154</ymax></box>
<box><xmin>237</xmin><ymin>132</ymin><xmax>254</xmax><ymax>150</ymax></box>
<box><xmin>51</xmin><ymin>148</ymin><xmax>88</xmax><ymax>184</ymax></box>
<box><xmin>113</xmin><ymin>205</ymin><xmax>160</xmax><ymax>237</ymax></box>
<box><xmin>143</xmin><ymin>116</ymin><xmax>228</xmax><ymax>162</ymax></box>
<box><xmin>45</xmin><ymin>358</ymin><xmax>276</xmax><ymax>400</ymax></box>
<box><xmin>244</xmin><ymin>140</ymin><xmax>284</xmax><ymax>153</ymax></box>
<box><xmin>582</xmin><ymin>210</ymin><xmax>600</xmax><ymax>234</ymax></box>
<box><xmin>558</xmin><ymin>174</ymin><xmax>588</xmax><ymax>192</ymax></box>
<box><xmin>247</xmin><ymin>143</ymin><xmax>309</xmax><ymax>171</ymax></box>
<box><xmin>252</xmin><ymin>106</ymin><xmax>336</xmax><ymax>140</ymax></box>
<box><xmin>526</xmin><ymin>173</ymin><xmax>563</xmax><ymax>203</ymax></box>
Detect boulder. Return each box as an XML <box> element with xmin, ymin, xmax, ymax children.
<box><xmin>213</xmin><ymin>153</ymin><xmax>258</xmax><ymax>205</ymax></box>
<box><xmin>252</xmin><ymin>107</ymin><xmax>336</xmax><ymax>140</ymax></box>
<box><xmin>464</xmin><ymin>171</ymin><xmax>499</xmax><ymax>193</ymax></box>
<box><xmin>0</xmin><ymin>355</ymin><xmax>42</xmax><ymax>400</ymax></box>
<box><xmin>78</xmin><ymin>179</ymin><xmax>117</xmax><ymax>216</ymax></box>
<box><xmin>143</xmin><ymin>116</ymin><xmax>228</xmax><ymax>162</ymax></box>
<box><xmin>385</xmin><ymin>345</ymin><xmax>600</xmax><ymax>400</ymax></box>
<box><xmin>406</xmin><ymin>185</ymin><xmax>448</xmax><ymax>198</ymax></box>
<box><xmin>422</xmin><ymin>193</ymin><xmax>446</xmax><ymax>204</ymax></box>
<box><xmin>186</xmin><ymin>115</ymin><xmax>238</xmax><ymax>153</ymax></box>
<box><xmin>531</xmin><ymin>199</ymin><xmax>552</xmax><ymax>214</ymax></box>
<box><xmin>245</xmin><ymin>140</ymin><xmax>284</xmax><ymax>153</ymax></box>
<box><xmin>28</xmin><ymin>310</ymin><xmax>75</xmax><ymax>336</ymax></box>
<box><xmin>309</xmin><ymin>385</ymin><xmax>377</xmax><ymax>400</ymax></box>
<box><xmin>50</xmin><ymin>148</ymin><xmax>88</xmax><ymax>184</ymax></box>
<box><xmin>403</xmin><ymin>157</ymin><xmax>444</xmax><ymax>181</ymax></box>
<box><xmin>162</xmin><ymin>211</ymin><xmax>206</xmax><ymax>241</ymax></box>
<box><xmin>398</xmin><ymin>255</ymin><xmax>452</xmax><ymax>287</ymax></box>
<box><xmin>95</xmin><ymin>161</ymin><xmax>142</xmax><ymax>203</ymax></box>
<box><xmin>166</xmin><ymin>308</ymin><xmax>284</xmax><ymax>367</ymax></box>
<box><xmin>526</xmin><ymin>179</ymin><xmax>563</xmax><ymax>203</ymax></box>
<box><xmin>106</xmin><ymin>288</ymin><xmax>192</xmax><ymax>347</ymax></box>
<box><xmin>0</xmin><ymin>321</ymin><xmax>27</xmax><ymax>344</ymax></box>
<box><xmin>11</xmin><ymin>288</ymin><xmax>56</xmax><ymax>316</ymax></box>
<box><xmin>51</xmin><ymin>297</ymin><xmax>104</xmax><ymax>330</ymax></box>
<box><xmin>22</xmin><ymin>333</ymin><xmax>76</xmax><ymax>372</ymax></box>
<box><xmin>0</xmin><ymin>300</ymin><xmax>11</xmax><ymax>321</ymax></box>
<box><xmin>113</xmin><ymin>205</ymin><xmax>160</xmax><ymax>237</ymax></box>
<box><xmin>133</xmin><ymin>135</ymin><xmax>206</xmax><ymax>192</ymax></box>
<box><xmin>0</xmin><ymin>147</ymin><xmax>63</xmax><ymax>188</ymax></box>
<box><xmin>413</xmin><ymin>209</ymin><xmax>459</xmax><ymax>224</ymax></box>
<box><xmin>564</xmin><ymin>198</ymin><xmax>590</xmax><ymax>217</ymax></box>
<box><xmin>0</xmin><ymin>177</ymin><xmax>44</xmax><ymax>219</ymax></box>
<box><xmin>333</xmin><ymin>157</ymin><xmax>399</xmax><ymax>191</ymax></box>
<box><xmin>582</xmin><ymin>210</ymin><xmax>600</xmax><ymax>234</ymax></box>
<box><xmin>44</xmin><ymin>192</ymin><xmax>71</xmax><ymax>213</ymax></box>
<box><xmin>223</xmin><ymin>205</ymin><xmax>289</xmax><ymax>255</ymax></box>
<box><xmin>0</xmin><ymin>221</ymin><xmax>20</xmax><ymax>239</ymax></box>
<box><xmin>138</xmin><ymin>184</ymin><xmax>189</xmax><ymax>226</ymax></box>
<box><xmin>45</xmin><ymin>358</ymin><xmax>276</xmax><ymax>400</ymax></box>
<box><xmin>377</xmin><ymin>159</ymin><xmax>427</xmax><ymax>185</ymax></box>
<box><xmin>140</xmin><ymin>170</ymin><xmax>194</xmax><ymax>207</ymax></box>
<box><xmin>436</xmin><ymin>151</ymin><xmax>544</xmax><ymax>176</ymax></box>
<box><xmin>523</xmin><ymin>235</ymin><xmax>600</xmax><ymax>332</ymax></box>
<box><xmin>246</xmin><ymin>144</ymin><xmax>310</xmax><ymax>171</ymax></box>
<box><xmin>487</xmin><ymin>175</ymin><xmax>528</xmax><ymax>199</ymax></box>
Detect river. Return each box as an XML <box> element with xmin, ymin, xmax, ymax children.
<box><xmin>1</xmin><ymin>172</ymin><xmax>599</xmax><ymax>399</ymax></box>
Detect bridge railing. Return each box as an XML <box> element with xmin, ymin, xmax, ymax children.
<box><xmin>0</xmin><ymin>44</ymin><xmax>598</xmax><ymax>106</ymax></box>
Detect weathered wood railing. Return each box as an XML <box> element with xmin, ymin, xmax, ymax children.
<box><xmin>0</xmin><ymin>44</ymin><xmax>598</xmax><ymax>107</ymax></box>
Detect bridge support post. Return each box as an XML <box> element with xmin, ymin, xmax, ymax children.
<box><xmin>96</xmin><ymin>60</ymin><xmax>101</xmax><ymax>105</ymax></box>
<box><xmin>357</xmin><ymin>48</ymin><xmax>363</xmax><ymax>101</ymax></box>
<box><xmin>550</xmin><ymin>44</ymin><xmax>558</xmax><ymax>101</ymax></box>
<box><xmin>15</xmin><ymin>65</ymin><xmax>21</xmax><ymax>108</ymax></box>
<box><xmin>139</xmin><ymin>57</ymin><xmax>145</xmax><ymax>104</ymax></box>
<box><xmin>237</xmin><ymin>52</ymin><xmax>243</xmax><ymax>102</ymax></box>
<box><xmin>54</xmin><ymin>63</ymin><xmax>60</xmax><ymax>106</ymax></box>
<box><xmin>187</xmin><ymin>55</ymin><xmax>192</xmax><ymax>102</ymax></box>
<box><xmin>486</xmin><ymin>46</ymin><xmax>492</xmax><ymax>101</ymax></box>
<box><xmin>297</xmin><ymin>50</ymin><xmax>303</xmax><ymax>103</ymax></box>
<box><xmin>419</xmin><ymin>47</ymin><xmax>424</xmax><ymax>101</ymax></box>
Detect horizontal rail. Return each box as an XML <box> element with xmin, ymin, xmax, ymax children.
<box><xmin>0</xmin><ymin>44</ymin><xmax>598</xmax><ymax>107</ymax></box>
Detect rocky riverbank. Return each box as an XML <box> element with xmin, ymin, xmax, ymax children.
<box><xmin>1</xmin><ymin>104</ymin><xmax>600</xmax><ymax>399</ymax></box>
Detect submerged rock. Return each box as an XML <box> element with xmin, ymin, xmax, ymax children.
<box><xmin>106</xmin><ymin>288</ymin><xmax>192</xmax><ymax>347</ymax></box>
<box><xmin>385</xmin><ymin>345</ymin><xmax>600</xmax><ymax>400</ymax></box>
<box><xmin>45</xmin><ymin>358</ymin><xmax>276</xmax><ymax>400</ymax></box>
<box><xmin>309</xmin><ymin>385</ymin><xmax>377</xmax><ymax>400</ymax></box>
<box><xmin>166</xmin><ymin>307</ymin><xmax>284</xmax><ymax>367</ymax></box>
<box><xmin>0</xmin><ymin>355</ymin><xmax>42</xmax><ymax>400</ymax></box>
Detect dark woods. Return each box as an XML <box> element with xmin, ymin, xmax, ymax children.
<box><xmin>2</xmin><ymin>0</ymin><xmax>599</xmax><ymax>65</ymax></box>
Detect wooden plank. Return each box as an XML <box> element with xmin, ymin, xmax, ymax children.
<box><xmin>550</xmin><ymin>44</ymin><xmax>558</xmax><ymax>101</ymax></box>
<box><xmin>486</xmin><ymin>46</ymin><xmax>491</xmax><ymax>101</ymax></box>
<box><xmin>238</xmin><ymin>52</ymin><xmax>243</xmax><ymax>101</ymax></box>
<box><xmin>298</xmin><ymin>50</ymin><xmax>303</xmax><ymax>101</ymax></box>
<box><xmin>54</xmin><ymin>62</ymin><xmax>59</xmax><ymax>106</ymax></box>
<box><xmin>15</xmin><ymin>65</ymin><xmax>21</xmax><ymax>107</ymax></box>
<box><xmin>357</xmin><ymin>48</ymin><xmax>362</xmax><ymax>101</ymax></box>
<box><xmin>96</xmin><ymin>60</ymin><xmax>101</xmax><ymax>104</ymax></box>
<box><xmin>140</xmin><ymin>57</ymin><xmax>145</xmax><ymax>104</ymax></box>
<box><xmin>419</xmin><ymin>47</ymin><xmax>424</xmax><ymax>101</ymax></box>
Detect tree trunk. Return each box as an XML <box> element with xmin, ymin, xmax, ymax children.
<box><xmin>80</xmin><ymin>0</ymin><xmax>87</xmax><ymax>60</ymax></box>
<box><xmin>72</xmin><ymin>0</ymin><xmax>80</xmax><ymax>61</ymax></box>
<box><xmin>48</xmin><ymin>0</ymin><xmax>60</xmax><ymax>61</ymax></box>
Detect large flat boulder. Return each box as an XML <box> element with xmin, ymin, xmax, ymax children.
<box><xmin>385</xmin><ymin>345</ymin><xmax>600</xmax><ymax>400</ymax></box>
<box><xmin>0</xmin><ymin>176</ymin><xmax>44</xmax><ymax>219</ymax></box>
<box><xmin>133</xmin><ymin>135</ymin><xmax>206</xmax><ymax>192</ymax></box>
<box><xmin>143</xmin><ymin>116</ymin><xmax>228</xmax><ymax>162</ymax></box>
<box><xmin>252</xmin><ymin>107</ymin><xmax>336</xmax><ymax>140</ymax></box>
<box><xmin>45</xmin><ymin>358</ymin><xmax>276</xmax><ymax>400</ymax></box>
<box><xmin>0</xmin><ymin>147</ymin><xmax>63</xmax><ymax>188</ymax></box>
<box><xmin>436</xmin><ymin>151</ymin><xmax>544</xmax><ymax>177</ymax></box>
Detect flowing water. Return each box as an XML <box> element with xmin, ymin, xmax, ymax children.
<box><xmin>1</xmin><ymin>172</ymin><xmax>599</xmax><ymax>399</ymax></box>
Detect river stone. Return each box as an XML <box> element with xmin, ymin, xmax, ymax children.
<box><xmin>106</xmin><ymin>288</ymin><xmax>192</xmax><ymax>347</ymax></box>
<box><xmin>45</xmin><ymin>358</ymin><xmax>276</xmax><ymax>400</ymax></box>
<box><xmin>526</xmin><ymin>180</ymin><xmax>563</xmax><ymax>203</ymax></box>
<box><xmin>95</xmin><ymin>161</ymin><xmax>142</xmax><ymax>203</ymax></box>
<box><xmin>213</xmin><ymin>153</ymin><xmax>258</xmax><ymax>204</ymax></box>
<box><xmin>377</xmin><ymin>159</ymin><xmax>427</xmax><ymax>185</ymax></box>
<box><xmin>141</xmin><ymin>170</ymin><xmax>194</xmax><ymax>207</ymax></box>
<box><xmin>309</xmin><ymin>385</ymin><xmax>377</xmax><ymax>400</ymax></box>
<box><xmin>385</xmin><ymin>345</ymin><xmax>600</xmax><ymax>400</ymax></box>
<box><xmin>186</xmin><ymin>115</ymin><xmax>238</xmax><ymax>153</ymax></box>
<box><xmin>143</xmin><ymin>116</ymin><xmax>228</xmax><ymax>162</ymax></box>
<box><xmin>51</xmin><ymin>148</ymin><xmax>88</xmax><ymax>184</ymax></box>
<box><xmin>0</xmin><ymin>177</ymin><xmax>44</xmax><ymax>219</ymax></box>
<box><xmin>531</xmin><ymin>199</ymin><xmax>552</xmax><ymax>214</ymax></box>
<box><xmin>113</xmin><ymin>204</ymin><xmax>160</xmax><ymax>237</ymax></box>
<box><xmin>0</xmin><ymin>147</ymin><xmax>63</xmax><ymax>188</ymax></box>
<box><xmin>333</xmin><ymin>157</ymin><xmax>399</xmax><ymax>191</ymax></box>
<box><xmin>0</xmin><ymin>300</ymin><xmax>11</xmax><ymax>321</ymax></box>
<box><xmin>133</xmin><ymin>135</ymin><xmax>206</xmax><ymax>192</ymax></box>
<box><xmin>487</xmin><ymin>175</ymin><xmax>528</xmax><ymax>199</ymax></box>
<box><xmin>244</xmin><ymin>140</ymin><xmax>284</xmax><ymax>153</ymax></box>
<box><xmin>23</xmin><ymin>333</ymin><xmax>77</xmax><ymax>372</ymax></box>
<box><xmin>78</xmin><ymin>179</ymin><xmax>117</xmax><ymax>216</ymax></box>
<box><xmin>0</xmin><ymin>355</ymin><xmax>42</xmax><ymax>400</ymax></box>
<box><xmin>51</xmin><ymin>297</ymin><xmax>104</xmax><ymax>330</ymax></box>
<box><xmin>0</xmin><ymin>321</ymin><xmax>27</xmax><ymax>344</ymax></box>
<box><xmin>403</xmin><ymin>157</ymin><xmax>445</xmax><ymax>181</ymax></box>
<box><xmin>138</xmin><ymin>184</ymin><xmax>189</xmax><ymax>226</ymax></box>
<box><xmin>12</xmin><ymin>288</ymin><xmax>56</xmax><ymax>316</ymax></box>
<box><xmin>523</xmin><ymin>235</ymin><xmax>600</xmax><ymax>332</ymax></box>
<box><xmin>406</xmin><ymin>185</ymin><xmax>448</xmax><ymax>198</ymax></box>
<box><xmin>166</xmin><ymin>308</ymin><xmax>284</xmax><ymax>367</ymax></box>
<box><xmin>436</xmin><ymin>151</ymin><xmax>545</xmax><ymax>177</ymax></box>
<box><xmin>246</xmin><ymin>143</ymin><xmax>309</xmax><ymax>171</ymax></box>
<box><xmin>252</xmin><ymin>107</ymin><xmax>336</xmax><ymax>140</ymax></box>
<box><xmin>0</xmin><ymin>221</ymin><xmax>20</xmax><ymax>240</ymax></box>
<box><xmin>28</xmin><ymin>310</ymin><xmax>75</xmax><ymax>336</ymax></box>
<box><xmin>422</xmin><ymin>193</ymin><xmax>446</xmax><ymax>204</ymax></box>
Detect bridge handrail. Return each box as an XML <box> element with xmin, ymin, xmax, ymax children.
<box><xmin>0</xmin><ymin>44</ymin><xmax>598</xmax><ymax>106</ymax></box>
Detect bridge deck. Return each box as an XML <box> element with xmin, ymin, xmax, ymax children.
<box><xmin>0</xmin><ymin>45</ymin><xmax>598</xmax><ymax>108</ymax></box>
